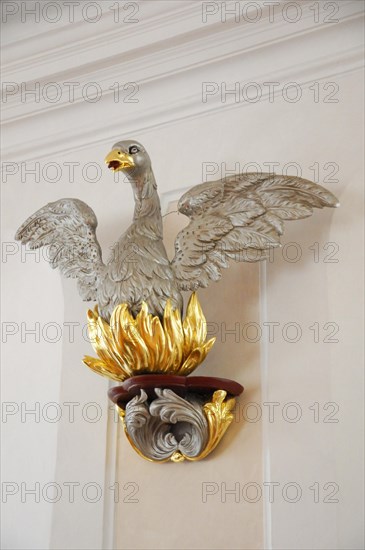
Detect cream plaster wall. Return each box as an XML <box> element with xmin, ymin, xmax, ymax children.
<box><xmin>114</xmin><ymin>72</ymin><xmax>363</xmax><ymax>548</ymax></box>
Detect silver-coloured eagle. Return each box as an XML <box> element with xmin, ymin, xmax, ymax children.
<box><xmin>15</xmin><ymin>140</ymin><xmax>339</xmax><ymax>321</ymax></box>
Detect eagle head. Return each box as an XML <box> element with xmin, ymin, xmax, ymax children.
<box><xmin>105</xmin><ymin>140</ymin><xmax>151</xmax><ymax>180</ymax></box>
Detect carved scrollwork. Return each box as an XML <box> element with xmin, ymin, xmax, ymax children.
<box><xmin>118</xmin><ymin>388</ymin><xmax>235</xmax><ymax>462</ymax></box>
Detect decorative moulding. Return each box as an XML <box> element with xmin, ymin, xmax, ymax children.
<box><xmin>2</xmin><ymin>1</ymin><xmax>363</xmax><ymax>161</ymax></box>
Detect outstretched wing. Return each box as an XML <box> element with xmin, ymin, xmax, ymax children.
<box><xmin>15</xmin><ymin>198</ymin><xmax>105</xmax><ymax>301</ymax></box>
<box><xmin>171</xmin><ymin>173</ymin><xmax>339</xmax><ymax>291</ymax></box>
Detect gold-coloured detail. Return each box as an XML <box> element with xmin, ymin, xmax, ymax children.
<box><xmin>83</xmin><ymin>293</ymin><xmax>215</xmax><ymax>381</ymax></box>
<box><xmin>192</xmin><ymin>390</ymin><xmax>236</xmax><ymax>461</ymax></box>
<box><xmin>117</xmin><ymin>390</ymin><xmax>235</xmax><ymax>463</ymax></box>
<box><xmin>105</xmin><ymin>149</ymin><xmax>135</xmax><ymax>172</ymax></box>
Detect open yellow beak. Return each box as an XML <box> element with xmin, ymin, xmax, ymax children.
<box><xmin>105</xmin><ymin>149</ymin><xmax>135</xmax><ymax>172</ymax></box>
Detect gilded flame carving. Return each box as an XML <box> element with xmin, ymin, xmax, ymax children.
<box><xmin>83</xmin><ymin>293</ymin><xmax>215</xmax><ymax>381</ymax></box>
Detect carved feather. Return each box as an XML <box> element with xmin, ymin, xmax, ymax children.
<box><xmin>172</xmin><ymin>173</ymin><xmax>339</xmax><ymax>291</ymax></box>
<box><xmin>15</xmin><ymin>198</ymin><xmax>105</xmax><ymax>301</ymax></box>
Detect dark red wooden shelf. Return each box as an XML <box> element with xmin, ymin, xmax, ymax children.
<box><xmin>108</xmin><ymin>374</ymin><xmax>244</xmax><ymax>407</ymax></box>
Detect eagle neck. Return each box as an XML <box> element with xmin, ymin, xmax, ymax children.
<box><xmin>132</xmin><ymin>169</ymin><xmax>163</xmax><ymax>238</ymax></box>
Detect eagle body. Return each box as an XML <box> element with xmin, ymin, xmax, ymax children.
<box><xmin>98</xmin><ymin>184</ymin><xmax>183</xmax><ymax>319</ymax></box>
<box><xmin>15</xmin><ymin>140</ymin><xmax>339</xmax><ymax>322</ymax></box>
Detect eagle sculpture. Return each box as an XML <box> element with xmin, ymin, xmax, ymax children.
<box><xmin>15</xmin><ymin>140</ymin><xmax>339</xmax><ymax>321</ymax></box>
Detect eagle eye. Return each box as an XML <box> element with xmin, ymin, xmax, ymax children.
<box><xmin>129</xmin><ymin>145</ymin><xmax>140</xmax><ymax>155</ymax></box>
